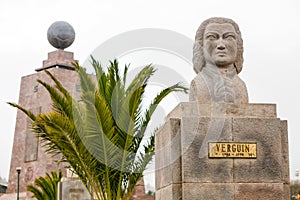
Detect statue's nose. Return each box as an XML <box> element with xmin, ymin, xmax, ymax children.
<box><xmin>217</xmin><ymin>45</ymin><xmax>225</xmax><ymax>50</ymax></box>
<box><xmin>217</xmin><ymin>40</ymin><xmax>225</xmax><ymax>50</ymax></box>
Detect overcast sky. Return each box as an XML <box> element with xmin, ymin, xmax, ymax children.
<box><xmin>1</xmin><ymin>0</ymin><xmax>300</xmax><ymax>188</ymax></box>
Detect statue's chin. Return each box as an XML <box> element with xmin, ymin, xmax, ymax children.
<box><xmin>214</xmin><ymin>61</ymin><xmax>234</xmax><ymax>68</ymax></box>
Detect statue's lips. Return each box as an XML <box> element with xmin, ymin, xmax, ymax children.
<box><xmin>216</xmin><ymin>52</ymin><xmax>227</xmax><ymax>57</ymax></box>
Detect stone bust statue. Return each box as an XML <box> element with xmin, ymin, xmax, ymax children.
<box><xmin>189</xmin><ymin>17</ymin><xmax>248</xmax><ymax>104</ymax></box>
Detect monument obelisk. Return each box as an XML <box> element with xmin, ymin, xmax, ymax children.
<box><xmin>5</xmin><ymin>21</ymin><xmax>79</xmax><ymax>200</ymax></box>
<box><xmin>155</xmin><ymin>17</ymin><xmax>290</xmax><ymax>199</ymax></box>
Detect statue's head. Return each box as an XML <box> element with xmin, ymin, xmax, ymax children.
<box><xmin>193</xmin><ymin>17</ymin><xmax>244</xmax><ymax>74</ymax></box>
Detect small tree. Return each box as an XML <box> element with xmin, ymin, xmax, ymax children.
<box><xmin>27</xmin><ymin>171</ymin><xmax>62</xmax><ymax>200</ymax></box>
<box><xmin>9</xmin><ymin>58</ymin><xmax>187</xmax><ymax>200</ymax></box>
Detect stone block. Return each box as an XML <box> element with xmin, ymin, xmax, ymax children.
<box><xmin>233</xmin><ymin>118</ymin><xmax>283</xmax><ymax>182</ymax></box>
<box><xmin>181</xmin><ymin>117</ymin><xmax>233</xmax><ymax>183</ymax></box>
<box><xmin>155</xmin><ymin>183</ymin><xmax>182</xmax><ymax>200</ymax></box>
<box><xmin>155</xmin><ymin>118</ymin><xmax>181</xmax><ymax>190</ymax></box>
<box><xmin>234</xmin><ymin>183</ymin><xmax>284</xmax><ymax>199</ymax></box>
<box><xmin>280</xmin><ymin>120</ymin><xmax>290</xmax><ymax>184</ymax></box>
<box><xmin>155</xmin><ymin>185</ymin><xmax>171</xmax><ymax>200</ymax></box>
<box><xmin>283</xmin><ymin>183</ymin><xmax>290</xmax><ymax>200</ymax></box>
<box><xmin>182</xmin><ymin>183</ymin><xmax>234</xmax><ymax>200</ymax></box>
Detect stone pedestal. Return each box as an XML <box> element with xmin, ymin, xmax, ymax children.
<box><xmin>36</xmin><ymin>49</ymin><xmax>78</xmax><ymax>71</ymax></box>
<box><xmin>155</xmin><ymin>102</ymin><xmax>290</xmax><ymax>200</ymax></box>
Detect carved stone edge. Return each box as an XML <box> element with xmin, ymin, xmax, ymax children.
<box><xmin>166</xmin><ymin>102</ymin><xmax>277</xmax><ymax>119</ymax></box>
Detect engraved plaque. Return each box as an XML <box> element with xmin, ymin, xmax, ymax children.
<box><xmin>209</xmin><ymin>142</ymin><xmax>256</xmax><ymax>158</ymax></box>
<box><xmin>25</xmin><ymin>167</ymin><xmax>33</xmax><ymax>181</ymax></box>
<box><xmin>58</xmin><ymin>178</ymin><xmax>91</xmax><ymax>200</ymax></box>
<box><xmin>24</xmin><ymin>107</ymin><xmax>41</xmax><ymax>162</ymax></box>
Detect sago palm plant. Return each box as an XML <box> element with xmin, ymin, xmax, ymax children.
<box><xmin>9</xmin><ymin>57</ymin><xmax>187</xmax><ymax>200</ymax></box>
<box><xmin>27</xmin><ymin>171</ymin><xmax>62</xmax><ymax>200</ymax></box>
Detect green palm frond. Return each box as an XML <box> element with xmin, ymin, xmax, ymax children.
<box><xmin>9</xmin><ymin>57</ymin><xmax>188</xmax><ymax>200</ymax></box>
<box><xmin>27</xmin><ymin>171</ymin><xmax>62</xmax><ymax>200</ymax></box>
<box><xmin>7</xmin><ymin>102</ymin><xmax>36</xmax><ymax>121</ymax></box>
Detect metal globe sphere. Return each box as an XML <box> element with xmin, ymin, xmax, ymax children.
<box><xmin>47</xmin><ymin>21</ymin><xmax>75</xmax><ymax>49</ymax></box>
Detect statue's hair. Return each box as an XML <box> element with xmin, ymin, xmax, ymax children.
<box><xmin>193</xmin><ymin>17</ymin><xmax>244</xmax><ymax>74</ymax></box>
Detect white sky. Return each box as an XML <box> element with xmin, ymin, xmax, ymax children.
<box><xmin>1</xmin><ymin>0</ymin><xmax>300</xmax><ymax>188</ymax></box>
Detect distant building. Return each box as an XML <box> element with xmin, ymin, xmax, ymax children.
<box><xmin>131</xmin><ymin>178</ymin><xmax>154</xmax><ymax>200</ymax></box>
<box><xmin>0</xmin><ymin>184</ymin><xmax>7</xmax><ymax>194</ymax></box>
<box><xmin>0</xmin><ymin>177</ymin><xmax>7</xmax><ymax>194</ymax></box>
<box><xmin>0</xmin><ymin>185</ymin><xmax>7</xmax><ymax>194</ymax></box>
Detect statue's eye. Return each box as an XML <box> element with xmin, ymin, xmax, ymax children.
<box><xmin>225</xmin><ymin>34</ymin><xmax>236</xmax><ymax>40</ymax></box>
<box><xmin>206</xmin><ymin>34</ymin><xmax>217</xmax><ymax>40</ymax></box>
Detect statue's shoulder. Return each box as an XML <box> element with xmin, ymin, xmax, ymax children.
<box><xmin>189</xmin><ymin>72</ymin><xmax>211</xmax><ymax>102</ymax></box>
<box><xmin>233</xmin><ymin>75</ymin><xmax>249</xmax><ymax>103</ymax></box>
<box><xmin>233</xmin><ymin>74</ymin><xmax>247</xmax><ymax>88</ymax></box>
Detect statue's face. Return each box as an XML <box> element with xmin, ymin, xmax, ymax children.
<box><xmin>203</xmin><ymin>23</ymin><xmax>237</xmax><ymax>68</ymax></box>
